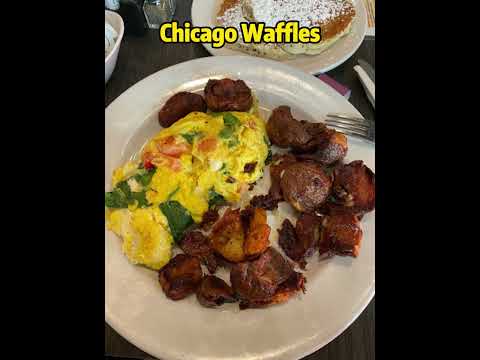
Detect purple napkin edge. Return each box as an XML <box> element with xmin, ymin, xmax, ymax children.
<box><xmin>315</xmin><ymin>73</ymin><xmax>351</xmax><ymax>100</ymax></box>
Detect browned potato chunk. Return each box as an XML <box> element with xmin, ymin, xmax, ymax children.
<box><xmin>333</xmin><ymin>160</ymin><xmax>375</xmax><ymax>215</ymax></box>
<box><xmin>196</xmin><ymin>275</ymin><xmax>237</xmax><ymax>307</ymax></box>
<box><xmin>280</xmin><ymin>162</ymin><xmax>332</xmax><ymax>213</ymax></box>
<box><xmin>266</xmin><ymin>106</ymin><xmax>313</xmax><ymax>149</ymax></box>
<box><xmin>320</xmin><ymin>213</ymin><xmax>363</xmax><ymax>257</ymax></box>
<box><xmin>244</xmin><ymin>208</ymin><xmax>270</xmax><ymax>258</ymax></box>
<box><xmin>204</xmin><ymin>79</ymin><xmax>253</xmax><ymax>112</ymax></box>
<box><xmin>316</xmin><ymin>130</ymin><xmax>348</xmax><ymax>165</ymax></box>
<box><xmin>158</xmin><ymin>254</ymin><xmax>203</xmax><ymax>300</ymax></box>
<box><xmin>158</xmin><ymin>92</ymin><xmax>207</xmax><ymax>128</ymax></box>
<box><xmin>210</xmin><ymin>209</ymin><xmax>246</xmax><ymax>263</ymax></box>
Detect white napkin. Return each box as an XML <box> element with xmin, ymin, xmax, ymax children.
<box><xmin>105</xmin><ymin>21</ymin><xmax>118</xmax><ymax>58</ymax></box>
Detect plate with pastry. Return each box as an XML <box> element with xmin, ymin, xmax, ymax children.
<box><xmin>192</xmin><ymin>0</ymin><xmax>367</xmax><ymax>74</ymax></box>
<box><xmin>105</xmin><ymin>56</ymin><xmax>374</xmax><ymax>360</ymax></box>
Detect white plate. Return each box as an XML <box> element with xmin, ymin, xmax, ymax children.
<box><xmin>191</xmin><ymin>0</ymin><xmax>367</xmax><ymax>74</ymax></box>
<box><xmin>105</xmin><ymin>56</ymin><xmax>374</xmax><ymax>360</ymax></box>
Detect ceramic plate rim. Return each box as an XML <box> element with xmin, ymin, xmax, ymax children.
<box><xmin>105</xmin><ymin>55</ymin><xmax>374</xmax><ymax>360</ymax></box>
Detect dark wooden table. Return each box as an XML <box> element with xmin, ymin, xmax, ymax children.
<box><xmin>105</xmin><ymin>2</ymin><xmax>375</xmax><ymax>359</ymax></box>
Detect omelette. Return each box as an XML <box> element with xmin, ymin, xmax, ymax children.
<box><xmin>106</xmin><ymin>111</ymin><xmax>270</xmax><ymax>270</ymax></box>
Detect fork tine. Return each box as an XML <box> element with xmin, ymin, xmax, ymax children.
<box><xmin>324</xmin><ymin>120</ymin><xmax>369</xmax><ymax>133</ymax></box>
<box><xmin>325</xmin><ymin>124</ymin><xmax>368</xmax><ymax>138</ymax></box>
<box><xmin>334</xmin><ymin>129</ymin><xmax>369</xmax><ymax>140</ymax></box>
<box><xmin>326</xmin><ymin>113</ymin><xmax>367</xmax><ymax>123</ymax></box>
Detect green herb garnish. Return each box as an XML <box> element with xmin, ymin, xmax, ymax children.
<box><xmin>134</xmin><ymin>167</ymin><xmax>156</xmax><ymax>187</ymax></box>
<box><xmin>181</xmin><ymin>131</ymin><xmax>202</xmax><ymax>145</ymax></box>
<box><xmin>219</xmin><ymin>113</ymin><xmax>241</xmax><ymax>139</ymax></box>
<box><xmin>223</xmin><ymin>113</ymin><xmax>240</xmax><ymax>127</ymax></box>
<box><xmin>219</xmin><ymin>126</ymin><xmax>235</xmax><ymax>139</ymax></box>
<box><xmin>159</xmin><ymin>201</ymin><xmax>194</xmax><ymax>243</ymax></box>
<box><xmin>116</xmin><ymin>180</ymin><xmax>131</xmax><ymax>198</ymax></box>
<box><xmin>208</xmin><ymin>188</ymin><xmax>227</xmax><ymax>209</ymax></box>
<box><xmin>105</xmin><ymin>177</ymin><xmax>151</xmax><ymax>209</ymax></box>
<box><xmin>130</xmin><ymin>191</ymin><xmax>149</xmax><ymax>208</ymax></box>
<box><xmin>105</xmin><ymin>188</ymin><xmax>129</xmax><ymax>208</ymax></box>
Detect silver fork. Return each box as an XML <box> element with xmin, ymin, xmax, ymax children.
<box><xmin>324</xmin><ymin>113</ymin><xmax>375</xmax><ymax>142</ymax></box>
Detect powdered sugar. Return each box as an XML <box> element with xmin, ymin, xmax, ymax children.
<box><xmin>251</xmin><ymin>0</ymin><xmax>353</xmax><ymax>27</ymax></box>
<box><xmin>218</xmin><ymin>0</ymin><xmax>354</xmax><ymax>29</ymax></box>
<box><xmin>217</xmin><ymin>2</ymin><xmax>245</xmax><ymax>37</ymax></box>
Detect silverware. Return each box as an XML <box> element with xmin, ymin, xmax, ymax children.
<box><xmin>358</xmin><ymin>59</ymin><xmax>375</xmax><ymax>84</ymax></box>
<box><xmin>354</xmin><ymin>60</ymin><xmax>375</xmax><ymax>109</ymax></box>
<box><xmin>325</xmin><ymin>113</ymin><xmax>375</xmax><ymax>142</ymax></box>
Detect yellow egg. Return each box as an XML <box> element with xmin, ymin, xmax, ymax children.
<box><xmin>106</xmin><ymin>110</ymin><xmax>269</xmax><ymax>270</ymax></box>
<box><xmin>111</xmin><ymin>160</ymin><xmax>139</xmax><ymax>187</ymax></box>
<box><xmin>107</xmin><ymin>207</ymin><xmax>173</xmax><ymax>270</ymax></box>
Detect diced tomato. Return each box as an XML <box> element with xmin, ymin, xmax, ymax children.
<box><xmin>198</xmin><ymin>137</ymin><xmax>217</xmax><ymax>153</ymax></box>
<box><xmin>155</xmin><ymin>136</ymin><xmax>190</xmax><ymax>158</ymax></box>
<box><xmin>143</xmin><ymin>150</ymin><xmax>181</xmax><ymax>172</ymax></box>
<box><xmin>142</xmin><ymin>152</ymin><xmax>155</xmax><ymax>170</ymax></box>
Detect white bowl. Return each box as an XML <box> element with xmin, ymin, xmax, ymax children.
<box><xmin>105</xmin><ymin>10</ymin><xmax>124</xmax><ymax>84</ymax></box>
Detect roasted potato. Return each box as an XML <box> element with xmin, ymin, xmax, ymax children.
<box><xmin>158</xmin><ymin>92</ymin><xmax>207</xmax><ymax>128</ymax></box>
<box><xmin>179</xmin><ymin>231</ymin><xmax>217</xmax><ymax>274</ymax></box>
<box><xmin>158</xmin><ymin>254</ymin><xmax>203</xmax><ymax>300</ymax></box>
<box><xmin>333</xmin><ymin>160</ymin><xmax>375</xmax><ymax>215</ymax></box>
<box><xmin>280</xmin><ymin>162</ymin><xmax>332</xmax><ymax>213</ymax></box>
<box><xmin>320</xmin><ymin>213</ymin><xmax>363</xmax><ymax>257</ymax></box>
<box><xmin>314</xmin><ymin>130</ymin><xmax>348</xmax><ymax>165</ymax></box>
<box><xmin>230</xmin><ymin>247</ymin><xmax>293</xmax><ymax>303</ymax></box>
<box><xmin>241</xmin><ymin>272</ymin><xmax>306</xmax><ymax>309</ymax></box>
<box><xmin>210</xmin><ymin>207</ymin><xmax>270</xmax><ymax>262</ymax></box>
<box><xmin>204</xmin><ymin>78</ymin><xmax>253</xmax><ymax>112</ymax></box>
<box><xmin>196</xmin><ymin>275</ymin><xmax>237</xmax><ymax>307</ymax></box>
<box><xmin>210</xmin><ymin>209</ymin><xmax>246</xmax><ymax>263</ymax></box>
<box><xmin>278</xmin><ymin>213</ymin><xmax>322</xmax><ymax>268</ymax></box>
<box><xmin>244</xmin><ymin>207</ymin><xmax>270</xmax><ymax>258</ymax></box>
<box><xmin>266</xmin><ymin>106</ymin><xmax>313</xmax><ymax>149</ymax></box>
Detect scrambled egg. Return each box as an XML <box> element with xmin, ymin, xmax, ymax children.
<box><xmin>106</xmin><ymin>111</ymin><xmax>269</xmax><ymax>270</ymax></box>
<box><xmin>107</xmin><ymin>207</ymin><xmax>173</xmax><ymax>270</ymax></box>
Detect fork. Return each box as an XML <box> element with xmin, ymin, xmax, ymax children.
<box><xmin>324</xmin><ymin>113</ymin><xmax>375</xmax><ymax>142</ymax></box>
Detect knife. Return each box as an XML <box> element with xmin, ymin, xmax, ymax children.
<box><xmin>358</xmin><ymin>59</ymin><xmax>375</xmax><ymax>83</ymax></box>
<box><xmin>354</xmin><ymin>60</ymin><xmax>375</xmax><ymax>109</ymax></box>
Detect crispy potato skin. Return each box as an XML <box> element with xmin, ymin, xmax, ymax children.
<box><xmin>280</xmin><ymin>162</ymin><xmax>332</xmax><ymax>213</ymax></box>
<box><xmin>320</xmin><ymin>213</ymin><xmax>363</xmax><ymax>257</ymax></box>
<box><xmin>158</xmin><ymin>254</ymin><xmax>203</xmax><ymax>300</ymax></box>
<box><xmin>240</xmin><ymin>272</ymin><xmax>306</xmax><ymax>309</ymax></box>
<box><xmin>230</xmin><ymin>247</ymin><xmax>293</xmax><ymax>303</ymax></box>
<box><xmin>267</xmin><ymin>106</ymin><xmax>313</xmax><ymax>149</ymax></box>
<box><xmin>249</xmin><ymin>154</ymin><xmax>297</xmax><ymax>210</ymax></box>
<box><xmin>196</xmin><ymin>275</ymin><xmax>237</xmax><ymax>307</ymax></box>
<box><xmin>158</xmin><ymin>92</ymin><xmax>207</xmax><ymax>127</ymax></box>
<box><xmin>179</xmin><ymin>231</ymin><xmax>217</xmax><ymax>274</ymax></box>
<box><xmin>210</xmin><ymin>207</ymin><xmax>270</xmax><ymax>263</ymax></box>
<box><xmin>210</xmin><ymin>209</ymin><xmax>246</xmax><ymax>263</ymax></box>
<box><xmin>243</xmin><ymin>208</ymin><xmax>270</xmax><ymax>258</ymax></box>
<box><xmin>315</xmin><ymin>130</ymin><xmax>348</xmax><ymax>165</ymax></box>
<box><xmin>204</xmin><ymin>79</ymin><xmax>253</xmax><ymax>112</ymax></box>
<box><xmin>278</xmin><ymin>214</ymin><xmax>322</xmax><ymax>268</ymax></box>
<box><xmin>333</xmin><ymin>160</ymin><xmax>375</xmax><ymax>215</ymax></box>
